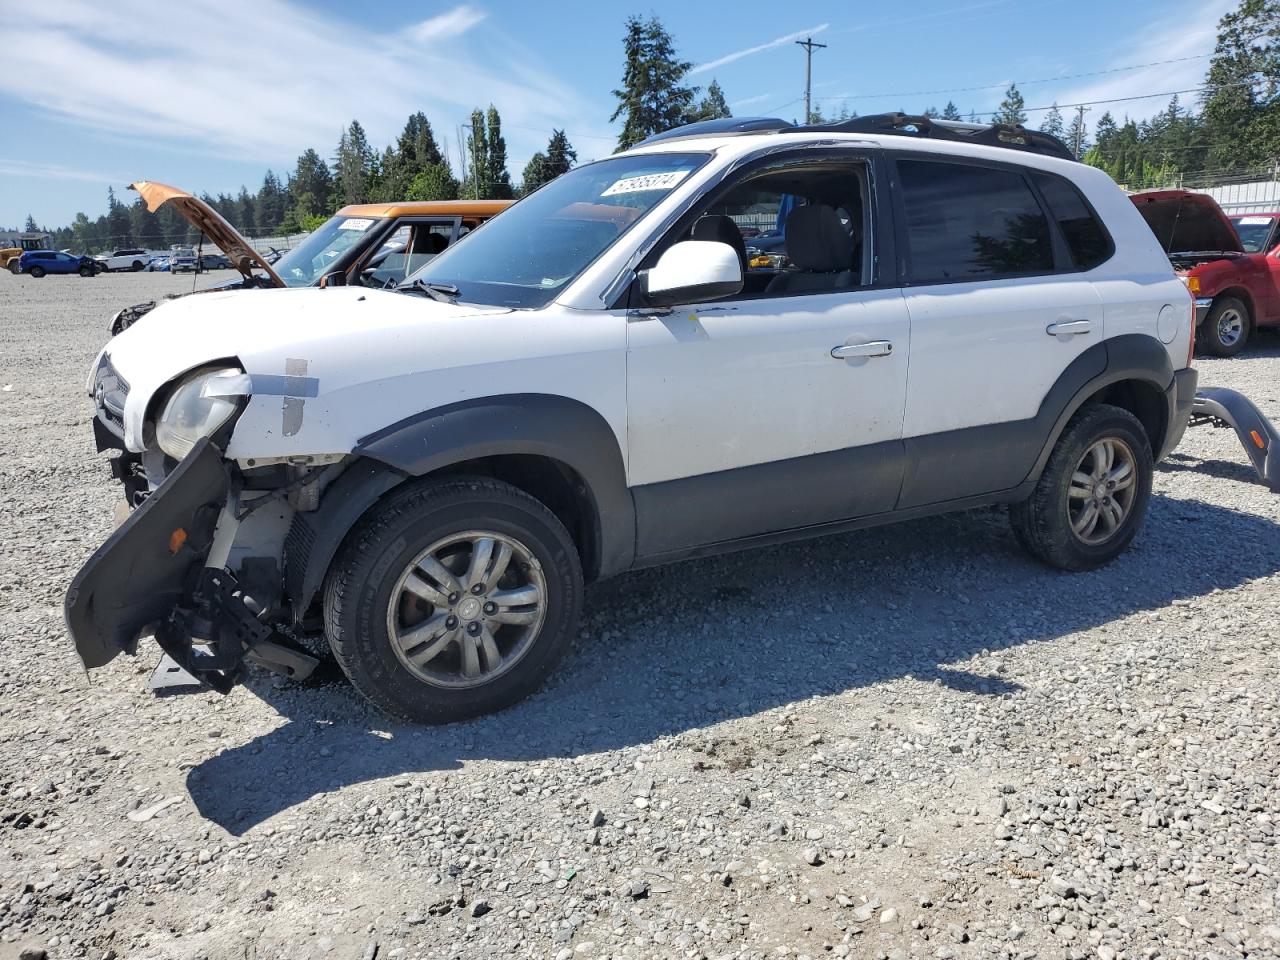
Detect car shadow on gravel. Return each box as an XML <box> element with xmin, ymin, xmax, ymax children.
<box><xmin>187</xmin><ymin>492</ymin><xmax>1280</xmax><ymax>834</ymax></box>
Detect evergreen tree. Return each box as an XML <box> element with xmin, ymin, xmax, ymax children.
<box><xmin>922</xmin><ymin>105</ymin><xmax>941</xmax><ymax>119</ymax></box>
<box><xmin>692</xmin><ymin>79</ymin><xmax>731</xmax><ymax>121</ymax></box>
<box><xmin>23</xmin><ymin>214</ymin><xmax>37</xmax><ymax>232</ymax></box>
<box><xmin>105</xmin><ymin>187</ymin><xmax>132</xmax><ymax>246</ymax></box>
<box><xmin>463</xmin><ymin>108</ymin><xmax>489</xmax><ymax>198</ymax></box>
<box><xmin>1066</xmin><ymin>109</ymin><xmax>1091</xmax><ymax>159</ymax></box>
<box><xmin>334</xmin><ymin>120</ymin><xmax>374</xmax><ymax>206</ymax></box>
<box><xmin>257</xmin><ymin>170</ymin><xmax>288</xmax><ymax>233</ymax></box>
<box><xmin>287</xmin><ymin>149</ymin><xmax>333</xmax><ymax>223</ymax></box>
<box><xmin>520</xmin><ymin>153</ymin><xmax>550</xmax><ymax>196</ymax></box>
<box><xmin>610</xmin><ymin>15</ymin><xmax>697</xmax><ymax>150</ymax></box>
<box><xmin>1040</xmin><ymin>103</ymin><xmax>1065</xmax><ymax>139</ymax></box>
<box><xmin>942</xmin><ymin>101</ymin><xmax>962</xmax><ymax>121</ymax></box>
<box><xmin>993</xmin><ymin>84</ymin><xmax>1028</xmax><ymax>126</ymax></box>
<box><xmin>1203</xmin><ymin>0</ymin><xmax>1280</xmax><ymax>169</ymax></box>
<box><xmin>485</xmin><ymin>105</ymin><xmax>514</xmax><ymax>199</ymax></box>
<box><xmin>545</xmin><ymin>129</ymin><xmax>577</xmax><ymax>178</ymax></box>
<box><xmin>236</xmin><ymin>186</ymin><xmax>257</xmax><ymax>235</ymax></box>
<box><xmin>127</xmin><ymin>197</ymin><xmax>159</xmax><ymax>248</ymax></box>
<box><xmin>406</xmin><ymin>163</ymin><xmax>460</xmax><ymax>201</ymax></box>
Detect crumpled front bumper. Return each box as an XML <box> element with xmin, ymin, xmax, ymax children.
<box><xmin>65</xmin><ymin>437</ymin><xmax>316</xmax><ymax>692</ymax></box>
<box><xmin>1190</xmin><ymin>387</ymin><xmax>1280</xmax><ymax>492</ymax></box>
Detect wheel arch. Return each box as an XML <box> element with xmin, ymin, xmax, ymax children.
<box><xmin>1027</xmin><ymin>334</ymin><xmax>1176</xmax><ymax>482</ymax></box>
<box><xmin>287</xmin><ymin>394</ymin><xmax>634</xmax><ymax>622</ymax></box>
<box><xmin>1211</xmin><ymin>287</ymin><xmax>1255</xmax><ymax>328</ymax></box>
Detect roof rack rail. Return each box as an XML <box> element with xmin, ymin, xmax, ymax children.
<box><xmin>793</xmin><ymin>112</ymin><xmax>1076</xmax><ymax>161</ymax></box>
<box><xmin>637</xmin><ymin>117</ymin><xmax>792</xmax><ymax>146</ymax></box>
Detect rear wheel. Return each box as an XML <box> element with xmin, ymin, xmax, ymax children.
<box><xmin>29</xmin><ymin>265</ymin><xmax>45</xmax><ymax>278</ymax></box>
<box><xmin>1199</xmin><ymin>296</ymin><xmax>1250</xmax><ymax>357</ymax></box>
<box><xmin>132</xmin><ymin>260</ymin><xmax>144</xmax><ymax>271</ymax></box>
<box><xmin>324</xmin><ymin>476</ymin><xmax>583</xmax><ymax>723</ymax></box>
<box><xmin>6</xmin><ymin>261</ymin><xmax>18</xmax><ymax>275</ymax></box>
<box><xmin>78</xmin><ymin>264</ymin><xmax>94</xmax><ymax>278</ymax></box>
<box><xmin>1010</xmin><ymin>404</ymin><xmax>1153</xmax><ymax>571</ymax></box>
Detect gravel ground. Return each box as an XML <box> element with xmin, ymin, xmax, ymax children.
<box><xmin>1</xmin><ymin>271</ymin><xmax>1279</xmax><ymax>960</ymax></box>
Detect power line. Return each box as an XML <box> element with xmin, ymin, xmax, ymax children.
<box><xmin>812</xmin><ymin>54</ymin><xmax>1211</xmax><ymax>103</ymax></box>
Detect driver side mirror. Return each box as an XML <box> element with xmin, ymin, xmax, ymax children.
<box><xmin>640</xmin><ymin>240</ymin><xmax>743</xmax><ymax>307</ymax></box>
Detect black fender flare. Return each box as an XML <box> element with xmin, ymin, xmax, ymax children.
<box><xmin>1026</xmin><ymin>333</ymin><xmax>1175</xmax><ymax>482</ymax></box>
<box><xmin>353</xmin><ymin>393</ymin><xmax>635</xmax><ymax>579</ymax></box>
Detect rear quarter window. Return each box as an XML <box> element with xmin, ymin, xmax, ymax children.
<box><xmin>1032</xmin><ymin>173</ymin><xmax>1113</xmax><ymax>270</ymax></box>
<box><xmin>897</xmin><ymin>158</ymin><xmax>1053</xmax><ymax>284</ymax></box>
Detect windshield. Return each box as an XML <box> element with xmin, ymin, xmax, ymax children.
<box><xmin>274</xmin><ymin>213</ymin><xmax>383</xmax><ymax>287</ymax></box>
<box><xmin>1230</xmin><ymin>215</ymin><xmax>1277</xmax><ymax>253</ymax></box>
<box><xmin>403</xmin><ymin>152</ymin><xmax>709</xmax><ymax>308</ymax></box>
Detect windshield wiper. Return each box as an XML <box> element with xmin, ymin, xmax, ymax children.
<box><xmin>397</xmin><ymin>278</ymin><xmax>460</xmax><ymax>303</ymax></box>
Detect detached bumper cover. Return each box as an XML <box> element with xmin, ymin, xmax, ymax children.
<box><xmin>65</xmin><ymin>436</ymin><xmax>318</xmax><ymax>691</ymax></box>
<box><xmin>65</xmin><ymin>437</ymin><xmax>227</xmax><ymax>668</ymax></box>
<box><xmin>1190</xmin><ymin>387</ymin><xmax>1280</xmax><ymax>492</ymax></box>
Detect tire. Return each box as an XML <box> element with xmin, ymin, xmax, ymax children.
<box><xmin>1010</xmin><ymin>403</ymin><xmax>1153</xmax><ymax>571</ymax></box>
<box><xmin>132</xmin><ymin>260</ymin><xmax>144</xmax><ymax>271</ymax></box>
<box><xmin>324</xmin><ymin>476</ymin><xmax>583</xmax><ymax>723</ymax></box>
<box><xmin>29</xmin><ymin>266</ymin><xmax>45</xmax><ymax>278</ymax></box>
<box><xmin>6</xmin><ymin>261</ymin><xmax>18</xmax><ymax>275</ymax></box>
<box><xmin>1198</xmin><ymin>296</ymin><xmax>1250</xmax><ymax>357</ymax></box>
<box><xmin>78</xmin><ymin>265</ymin><xmax>94</xmax><ymax>278</ymax></box>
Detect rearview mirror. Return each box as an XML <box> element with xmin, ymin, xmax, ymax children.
<box><xmin>641</xmin><ymin>240</ymin><xmax>743</xmax><ymax>307</ymax></box>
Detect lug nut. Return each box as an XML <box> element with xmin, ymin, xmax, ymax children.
<box><xmin>448</xmin><ymin>592</ymin><xmax>460</xmax><ymax>604</ymax></box>
<box><xmin>471</xmin><ymin>584</ymin><xmax>484</xmax><ymax>595</ymax></box>
<box><xmin>446</xmin><ymin>616</ymin><xmax>458</xmax><ymax>629</ymax></box>
<box><xmin>483</xmin><ymin>601</ymin><xmax>497</xmax><ymax>615</ymax></box>
<box><xmin>466</xmin><ymin>621</ymin><xmax>481</xmax><ymax>635</ymax></box>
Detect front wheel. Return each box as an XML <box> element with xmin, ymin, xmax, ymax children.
<box><xmin>79</xmin><ymin>264</ymin><xmax>94</xmax><ymax>277</ymax></box>
<box><xmin>1199</xmin><ymin>296</ymin><xmax>1250</xmax><ymax>357</ymax></box>
<box><xmin>132</xmin><ymin>260</ymin><xmax>144</xmax><ymax>271</ymax></box>
<box><xmin>6</xmin><ymin>261</ymin><xmax>18</xmax><ymax>275</ymax></box>
<box><xmin>28</xmin><ymin>266</ymin><xmax>45</xmax><ymax>278</ymax></box>
<box><xmin>1010</xmin><ymin>404</ymin><xmax>1153</xmax><ymax>571</ymax></box>
<box><xmin>324</xmin><ymin>476</ymin><xmax>583</xmax><ymax>723</ymax></box>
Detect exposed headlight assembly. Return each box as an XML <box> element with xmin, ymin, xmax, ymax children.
<box><xmin>154</xmin><ymin>366</ymin><xmax>252</xmax><ymax>459</ymax></box>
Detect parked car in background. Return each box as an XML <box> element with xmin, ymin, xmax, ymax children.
<box><xmin>107</xmin><ymin>181</ymin><xmax>513</xmax><ymax>333</ymax></box>
<box><xmin>95</xmin><ymin>248</ymin><xmax>150</xmax><ymax>272</ymax></box>
<box><xmin>1229</xmin><ymin>212</ymin><xmax>1279</xmax><ymax>254</ymax></box>
<box><xmin>2</xmin><ymin>232</ymin><xmax>52</xmax><ymax>274</ymax></box>
<box><xmin>72</xmin><ymin>113</ymin><xmax>1218</xmax><ymax>723</ymax></box>
<box><xmin>1131</xmin><ymin>190</ymin><xmax>1280</xmax><ymax>356</ymax></box>
<box><xmin>199</xmin><ymin>253</ymin><xmax>232</xmax><ymax>271</ymax></box>
<box><xmin>18</xmin><ymin>250</ymin><xmax>101</xmax><ymax>278</ymax></box>
<box><xmin>146</xmin><ymin>256</ymin><xmax>170</xmax><ymax>272</ymax></box>
<box><xmin>169</xmin><ymin>245</ymin><xmax>198</xmax><ymax>273</ymax></box>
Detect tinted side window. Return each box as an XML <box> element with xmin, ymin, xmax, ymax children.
<box><xmin>1033</xmin><ymin>173</ymin><xmax>1111</xmax><ymax>270</ymax></box>
<box><xmin>899</xmin><ymin>159</ymin><xmax>1052</xmax><ymax>283</ymax></box>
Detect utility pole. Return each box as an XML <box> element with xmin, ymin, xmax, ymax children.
<box><xmin>796</xmin><ymin>36</ymin><xmax>827</xmax><ymax>124</ymax></box>
<box><xmin>1072</xmin><ymin>104</ymin><xmax>1090</xmax><ymax>160</ymax></box>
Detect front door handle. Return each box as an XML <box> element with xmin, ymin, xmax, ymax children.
<box><xmin>1046</xmin><ymin>319</ymin><xmax>1092</xmax><ymax>337</ymax></box>
<box><xmin>831</xmin><ymin>340</ymin><xmax>893</xmax><ymax>359</ymax></box>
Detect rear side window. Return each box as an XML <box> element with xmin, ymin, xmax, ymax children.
<box><xmin>898</xmin><ymin>159</ymin><xmax>1052</xmax><ymax>283</ymax></box>
<box><xmin>1033</xmin><ymin>173</ymin><xmax>1112</xmax><ymax>270</ymax></box>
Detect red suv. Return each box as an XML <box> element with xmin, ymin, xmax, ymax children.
<box><xmin>1130</xmin><ymin>190</ymin><xmax>1280</xmax><ymax>356</ymax></box>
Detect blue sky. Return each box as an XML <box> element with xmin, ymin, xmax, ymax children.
<box><xmin>0</xmin><ymin>0</ymin><xmax>1234</xmax><ymax>229</ymax></box>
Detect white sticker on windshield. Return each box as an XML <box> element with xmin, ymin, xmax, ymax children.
<box><xmin>1238</xmin><ymin>216</ymin><xmax>1273</xmax><ymax>225</ymax></box>
<box><xmin>338</xmin><ymin>217</ymin><xmax>375</xmax><ymax>231</ymax></box>
<box><xmin>601</xmin><ymin>170</ymin><xmax>690</xmax><ymax>197</ymax></box>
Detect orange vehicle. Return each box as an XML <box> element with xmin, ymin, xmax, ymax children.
<box><xmin>111</xmin><ymin>183</ymin><xmax>511</xmax><ymax>332</ymax></box>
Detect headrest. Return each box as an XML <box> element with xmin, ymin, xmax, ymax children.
<box><xmin>691</xmin><ymin>214</ymin><xmax>746</xmax><ymax>267</ymax></box>
<box><xmin>784</xmin><ymin>204</ymin><xmax>853</xmax><ymax>273</ymax></box>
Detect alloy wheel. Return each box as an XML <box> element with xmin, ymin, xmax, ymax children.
<box><xmin>386</xmin><ymin>530</ymin><xmax>546</xmax><ymax>689</ymax></box>
<box><xmin>1066</xmin><ymin>437</ymin><xmax>1138</xmax><ymax>545</ymax></box>
<box><xmin>1216</xmin><ymin>307</ymin><xmax>1245</xmax><ymax>347</ymax></box>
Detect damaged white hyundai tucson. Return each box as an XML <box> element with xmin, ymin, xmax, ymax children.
<box><xmin>68</xmin><ymin>114</ymin><xmax>1210</xmax><ymax>723</ymax></box>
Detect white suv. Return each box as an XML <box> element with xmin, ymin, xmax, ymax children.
<box><xmin>67</xmin><ymin>114</ymin><xmax>1197</xmax><ymax>722</ymax></box>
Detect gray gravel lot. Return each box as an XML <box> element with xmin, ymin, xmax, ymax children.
<box><xmin>1</xmin><ymin>271</ymin><xmax>1278</xmax><ymax>960</ymax></box>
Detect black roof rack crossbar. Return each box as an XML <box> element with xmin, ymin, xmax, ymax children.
<box><xmin>635</xmin><ymin>112</ymin><xmax>1076</xmax><ymax>161</ymax></box>
<box><xmin>793</xmin><ymin>113</ymin><xmax>1076</xmax><ymax>161</ymax></box>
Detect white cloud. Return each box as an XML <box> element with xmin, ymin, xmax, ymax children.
<box><xmin>691</xmin><ymin>24</ymin><xmax>829</xmax><ymax>75</ymax></box>
<box><xmin>0</xmin><ymin>159</ymin><xmax>128</xmax><ymax>184</ymax></box>
<box><xmin>408</xmin><ymin>5</ymin><xmax>486</xmax><ymax>42</ymax></box>
<box><xmin>0</xmin><ymin>0</ymin><xmax>604</xmax><ymax>175</ymax></box>
<box><xmin>1046</xmin><ymin>0</ymin><xmax>1234</xmax><ymax>120</ymax></box>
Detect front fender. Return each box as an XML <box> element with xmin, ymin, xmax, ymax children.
<box><xmin>354</xmin><ymin>394</ymin><xmax>636</xmax><ymax>579</ymax></box>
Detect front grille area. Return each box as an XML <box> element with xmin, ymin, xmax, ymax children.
<box><xmin>94</xmin><ymin>353</ymin><xmax>130</xmax><ymax>436</ymax></box>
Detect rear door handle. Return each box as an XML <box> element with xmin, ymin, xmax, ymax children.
<box><xmin>1046</xmin><ymin>320</ymin><xmax>1092</xmax><ymax>337</ymax></box>
<box><xmin>831</xmin><ymin>340</ymin><xmax>893</xmax><ymax>359</ymax></box>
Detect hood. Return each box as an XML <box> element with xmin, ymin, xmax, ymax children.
<box><xmin>1129</xmin><ymin>189</ymin><xmax>1244</xmax><ymax>256</ymax></box>
<box><xmin>131</xmin><ymin>180</ymin><xmax>285</xmax><ymax>286</ymax></box>
<box><xmin>101</xmin><ymin>286</ymin><xmax>512</xmax><ymax>452</ymax></box>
